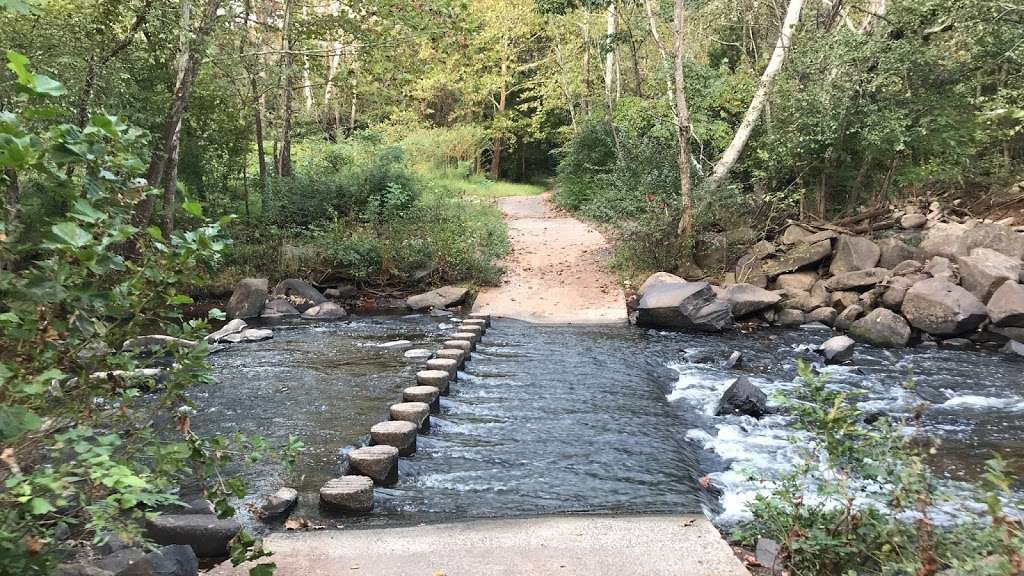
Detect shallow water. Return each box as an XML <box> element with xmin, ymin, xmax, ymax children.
<box><xmin>198</xmin><ymin>316</ymin><xmax>1024</xmax><ymax>531</ymax></box>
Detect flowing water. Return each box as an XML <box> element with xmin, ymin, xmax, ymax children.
<box><xmin>197</xmin><ymin>315</ymin><xmax>1024</xmax><ymax>532</ymax></box>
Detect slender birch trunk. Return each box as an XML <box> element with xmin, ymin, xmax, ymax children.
<box><xmin>673</xmin><ymin>0</ymin><xmax>694</xmax><ymax>236</ymax></box>
<box><xmin>705</xmin><ymin>0</ymin><xmax>805</xmax><ymax>191</ymax></box>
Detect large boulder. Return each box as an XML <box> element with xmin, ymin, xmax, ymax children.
<box><xmin>715</xmin><ymin>377</ymin><xmax>768</xmax><ymax>418</ymax></box>
<box><xmin>734</xmin><ymin>256</ymin><xmax>768</xmax><ymax>288</ymax></box>
<box><xmin>406</xmin><ymin>286</ymin><xmax>469</xmax><ymax>311</ymax></box>
<box><xmin>902</xmin><ymin>278</ymin><xmax>987</xmax><ymax>336</ymax></box>
<box><xmin>956</xmin><ymin>248</ymin><xmax>1021</xmax><ymax>302</ymax></box>
<box><xmin>955</xmin><ymin>222</ymin><xmax>1024</xmax><ymax>260</ymax></box>
<box><xmin>271</xmin><ymin>279</ymin><xmax>327</xmax><ymax>311</ymax></box>
<box><xmin>849</xmin><ymin>308</ymin><xmax>911</xmax><ymax>347</ymax></box>
<box><xmin>780</xmin><ymin>224</ymin><xmax>812</xmax><ymax>244</ymax></box>
<box><xmin>762</xmin><ymin>240</ymin><xmax>832</xmax><ymax>277</ymax></box>
<box><xmin>205</xmin><ymin>319</ymin><xmax>247</xmax><ymax>343</ymax></box>
<box><xmin>919</xmin><ymin>222</ymin><xmax>967</xmax><ymax>259</ymax></box>
<box><xmin>924</xmin><ymin>256</ymin><xmax>959</xmax><ymax>283</ymax></box>
<box><xmin>638</xmin><ymin>272</ymin><xmax>686</xmax><ymax>297</ymax></box>
<box><xmin>225</xmin><ymin>278</ymin><xmax>268</xmax><ymax>319</ymax></box>
<box><xmin>825</xmin><ymin>268</ymin><xmax>890</xmax><ymax>291</ymax></box>
<box><xmin>721</xmin><ymin>283</ymin><xmax>782</xmax><ymax>317</ymax></box>
<box><xmin>635</xmin><ymin>281</ymin><xmax>732</xmax><ymax>331</ymax></box>
<box><xmin>877</xmin><ymin>237</ymin><xmax>920</xmax><ymax>268</ymax></box>
<box><xmin>145</xmin><ymin>515</ymin><xmax>241</xmax><ymax>558</ymax></box>
<box><xmin>988</xmin><ymin>281</ymin><xmax>1024</xmax><ymax>327</ymax></box>
<box><xmin>900</xmin><ymin>213</ymin><xmax>927</xmax><ymax>229</ymax></box>
<box><xmin>830</xmin><ymin>235</ymin><xmax>881</xmax><ymax>275</ymax></box>
<box><xmin>262</xmin><ymin>298</ymin><xmax>301</xmax><ymax>317</ymax></box>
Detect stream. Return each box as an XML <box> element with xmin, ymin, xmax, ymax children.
<box><xmin>196</xmin><ymin>315</ymin><xmax>1024</xmax><ymax>531</ymax></box>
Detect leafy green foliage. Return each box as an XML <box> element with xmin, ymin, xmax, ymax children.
<box><xmin>734</xmin><ymin>362</ymin><xmax>1024</xmax><ymax>575</ymax></box>
<box><xmin>0</xmin><ymin>54</ymin><xmax>293</xmax><ymax>575</ymax></box>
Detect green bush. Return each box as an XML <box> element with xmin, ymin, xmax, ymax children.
<box><xmin>0</xmin><ymin>54</ymin><xmax>292</xmax><ymax>575</ymax></box>
<box><xmin>735</xmin><ymin>362</ymin><xmax>1024</xmax><ymax>575</ymax></box>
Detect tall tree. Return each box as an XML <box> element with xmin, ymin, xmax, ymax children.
<box><xmin>672</xmin><ymin>0</ymin><xmax>694</xmax><ymax>236</ymax></box>
<box><xmin>276</xmin><ymin>0</ymin><xmax>295</xmax><ymax>177</ymax></box>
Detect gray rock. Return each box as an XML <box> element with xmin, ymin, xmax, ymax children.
<box><xmin>720</xmin><ymin>283</ymin><xmax>781</xmax><ymax>317</ymax></box>
<box><xmin>830</xmin><ymin>290</ymin><xmax>860</xmax><ymax>311</ymax></box>
<box><xmin>122</xmin><ymin>335</ymin><xmax>196</xmax><ymax>353</ymax></box>
<box><xmin>404</xmin><ymin>348</ymin><xmax>433</xmax><ymax>359</ymax></box>
<box><xmin>241</xmin><ymin>328</ymin><xmax>272</xmax><ymax>342</ymax></box>
<box><xmin>920</xmin><ymin>222</ymin><xmax>967</xmax><ymax>259</ymax></box>
<box><xmin>955</xmin><ymin>222</ymin><xmax>1024</xmax><ymax>260</ymax></box>
<box><xmin>95</xmin><ymin>549</ymin><xmax>146</xmax><ymax>573</ymax></box>
<box><xmin>145</xmin><ymin>515</ymin><xmax>241</xmax><ymax>558</ymax></box>
<box><xmin>205</xmin><ymin>319</ymin><xmax>247</xmax><ymax>343</ymax></box>
<box><xmin>261</xmin><ymin>487</ymin><xmax>298</xmax><ymax>517</ymax></box>
<box><xmin>226</xmin><ymin>278</ymin><xmax>268</xmax><ymax>320</ymax></box>
<box><xmin>778</xmin><ymin>288</ymin><xmax>826</xmax><ymax>312</ymax></box>
<box><xmin>755</xmin><ymin>538</ymin><xmax>781</xmax><ymax>570</ymax></box>
<box><xmin>1004</xmin><ymin>339</ymin><xmax>1024</xmax><ymax>357</ymax></box>
<box><xmin>116</xmin><ymin>545</ymin><xmax>198</xmax><ymax>576</ymax></box>
<box><xmin>902</xmin><ymin>278</ymin><xmax>987</xmax><ymax>336</ymax></box>
<box><xmin>924</xmin><ymin>256</ymin><xmax>959</xmax><ymax>283</ymax></box>
<box><xmin>987</xmin><ymin>281</ymin><xmax>1024</xmax><ymax>327</ymax></box>
<box><xmin>818</xmin><ymin>335</ymin><xmax>855</xmax><ymax>364</ymax></box>
<box><xmin>320</xmin><ymin>476</ymin><xmax>374</xmax><ymax>515</ymax></box>
<box><xmin>956</xmin><ymin>248</ymin><xmax>1021</xmax><ymax>301</ymax></box>
<box><xmin>881</xmin><ymin>278</ymin><xmax>912</xmax><ymax>310</ymax></box>
<box><xmin>859</xmin><ymin>285</ymin><xmax>887</xmax><ymax>309</ymax></box>
<box><xmin>776</xmin><ymin>308</ymin><xmax>805</xmax><ymax>327</ymax></box>
<box><xmin>262</xmin><ymin>298</ymin><xmax>301</xmax><ymax>317</ymax></box>
<box><xmin>825</xmin><ymin>268</ymin><xmax>891</xmax><ymax>291</ymax></box>
<box><xmin>379</xmin><ymin>340</ymin><xmax>413</xmax><ymax>349</ymax></box>
<box><xmin>635</xmin><ymin>281</ymin><xmax>732</xmax><ymax>331</ymax></box>
<box><xmin>834</xmin><ymin>304</ymin><xmax>864</xmax><ymax>330</ymax></box>
<box><xmin>830</xmin><ymin>235</ymin><xmax>881</xmax><ymax>274</ymax></box>
<box><xmin>390</xmin><ymin>401</ymin><xmax>431</xmax><ymax>431</ymax></box>
<box><xmin>800</xmin><ymin>230</ymin><xmax>839</xmax><ymax>245</ymax></box>
<box><xmin>59</xmin><ymin>564</ymin><xmax>114</xmax><ymax>576</ymax></box>
<box><xmin>877</xmin><ymin>237</ymin><xmax>920</xmax><ymax>268</ymax></box>
<box><xmin>849</xmin><ymin>308</ymin><xmax>911</xmax><ymax>347</ymax></box>
<box><xmin>774</xmin><ymin>271</ymin><xmax>818</xmax><ymax>292</ymax></box>
<box><xmin>734</xmin><ymin>255</ymin><xmax>768</xmax><ymax>288</ymax></box>
<box><xmin>807</xmin><ymin>306</ymin><xmax>838</xmax><ymax>326</ymax></box>
<box><xmin>638</xmin><ymin>272</ymin><xmax>686</xmax><ymax>296</ymax></box>
<box><xmin>891</xmin><ymin>260</ymin><xmax>924</xmax><ymax>276</ymax></box>
<box><xmin>721</xmin><ymin>351</ymin><xmax>743</xmax><ymax>369</ymax></box>
<box><xmin>271</xmin><ymin>279</ymin><xmax>327</xmax><ymax>312</ymax></box>
<box><xmin>715</xmin><ymin>377</ymin><xmax>768</xmax><ymax>418</ymax></box>
<box><xmin>347</xmin><ymin>445</ymin><xmax>400</xmax><ymax>486</ymax></box>
<box><xmin>762</xmin><ymin>240</ymin><xmax>832</xmax><ymax>277</ymax></box>
<box><xmin>301</xmin><ymin>302</ymin><xmax>347</xmax><ymax>320</ymax></box>
<box><xmin>369</xmin><ymin>420</ymin><xmax>418</xmax><ymax>456</ymax></box>
<box><xmin>780</xmin><ymin>224</ymin><xmax>812</xmax><ymax>244</ymax></box>
<box><xmin>900</xmin><ymin>213</ymin><xmax>927</xmax><ymax>229</ymax></box>
<box><xmin>406</xmin><ymin>286</ymin><xmax>469</xmax><ymax>311</ymax></box>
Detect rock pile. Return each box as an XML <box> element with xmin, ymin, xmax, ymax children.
<box><xmin>633</xmin><ymin>214</ymin><xmax>1024</xmax><ymax>356</ymax></box>
<box><xmin>226</xmin><ymin>278</ymin><xmax>347</xmax><ymax>320</ymax></box>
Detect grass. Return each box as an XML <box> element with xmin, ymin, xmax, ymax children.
<box><xmin>424</xmin><ymin>171</ymin><xmax>547</xmax><ymax>198</ymax></box>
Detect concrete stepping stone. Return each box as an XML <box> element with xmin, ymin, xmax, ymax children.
<box><xmin>426</xmin><ymin>358</ymin><xmax>459</xmax><ymax>379</ymax></box>
<box><xmin>347</xmin><ymin>445</ymin><xmax>399</xmax><ymax>486</ymax></box>
<box><xmin>451</xmin><ymin>331</ymin><xmax>479</xmax><ymax>348</ymax></box>
<box><xmin>417</xmin><ymin>369</ymin><xmax>451</xmax><ymax>395</ymax></box>
<box><xmin>443</xmin><ymin>339</ymin><xmax>473</xmax><ymax>353</ymax></box>
<box><xmin>403</xmin><ymin>385</ymin><xmax>441</xmax><ymax>412</ymax></box>
<box><xmin>435</xmin><ymin>348</ymin><xmax>467</xmax><ymax>368</ymax></box>
<box><xmin>320</xmin><ymin>476</ymin><xmax>374</xmax><ymax>515</ymax></box>
<box><xmin>460</xmin><ymin>325</ymin><xmax>484</xmax><ymax>339</ymax></box>
<box><xmin>467</xmin><ymin>312</ymin><xmax>491</xmax><ymax>327</ymax></box>
<box><xmin>462</xmin><ymin>318</ymin><xmax>487</xmax><ymax>331</ymax></box>
<box><xmin>390</xmin><ymin>401</ymin><xmax>431</xmax><ymax>431</ymax></box>
<box><xmin>370</xmin><ymin>420</ymin><xmax>418</xmax><ymax>455</ymax></box>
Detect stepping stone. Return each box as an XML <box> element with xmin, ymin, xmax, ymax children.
<box><xmin>462</xmin><ymin>318</ymin><xmax>487</xmax><ymax>331</ymax></box>
<box><xmin>403</xmin><ymin>385</ymin><xmax>441</xmax><ymax>412</ymax></box>
<box><xmin>347</xmin><ymin>445</ymin><xmax>399</xmax><ymax>486</ymax></box>
<box><xmin>145</xmin><ymin>515</ymin><xmax>241</xmax><ymax>558</ymax></box>
<box><xmin>426</xmin><ymin>358</ymin><xmax>459</xmax><ymax>379</ymax></box>
<box><xmin>443</xmin><ymin>339</ymin><xmax>473</xmax><ymax>353</ymax></box>
<box><xmin>451</xmin><ymin>332</ymin><xmax>479</xmax><ymax>348</ymax></box>
<box><xmin>468</xmin><ymin>312</ymin><xmax>491</xmax><ymax>327</ymax></box>
<box><xmin>370</xmin><ymin>420</ymin><xmax>418</xmax><ymax>456</ymax></box>
<box><xmin>435</xmin><ymin>348</ymin><xmax>467</xmax><ymax>368</ymax></box>
<box><xmin>320</xmin><ymin>476</ymin><xmax>374</xmax><ymax>515</ymax></box>
<box><xmin>390</xmin><ymin>401</ymin><xmax>431</xmax><ymax>431</ymax></box>
<box><xmin>403</xmin><ymin>348</ymin><xmax>433</xmax><ymax>359</ymax></box>
<box><xmin>461</xmin><ymin>325</ymin><xmax>484</xmax><ymax>339</ymax></box>
<box><xmin>416</xmin><ymin>369</ymin><xmax>451</xmax><ymax>395</ymax></box>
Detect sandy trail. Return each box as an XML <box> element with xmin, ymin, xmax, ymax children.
<box><xmin>472</xmin><ymin>194</ymin><xmax>627</xmax><ymax>324</ymax></box>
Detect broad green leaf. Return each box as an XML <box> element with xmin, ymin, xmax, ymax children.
<box><xmin>182</xmin><ymin>200</ymin><xmax>203</xmax><ymax>218</ymax></box>
<box><xmin>167</xmin><ymin>294</ymin><xmax>193</xmax><ymax>305</ymax></box>
<box><xmin>146</xmin><ymin>226</ymin><xmax>165</xmax><ymax>241</ymax></box>
<box><xmin>250</xmin><ymin>564</ymin><xmax>277</xmax><ymax>576</ymax></box>
<box><xmin>69</xmin><ymin>199</ymin><xmax>105</xmax><ymax>223</ymax></box>
<box><xmin>0</xmin><ymin>405</ymin><xmax>42</xmax><ymax>440</ymax></box>
<box><xmin>28</xmin><ymin>497</ymin><xmax>53</xmax><ymax>515</ymax></box>
<box><xmin>5</xmin><ymin>50</ymin><xmax>31</xmax><ymax>85</ymax></box>
<box><xmin>29</xmin><ymin>74</ymin><xmax>65</xmax><ymax>96</ymax></box>
<box><xmin>50</xmin><ymin>221</ymin><xmax>92</xmax><ymax>248</ymax></box>
<box><xmin>0</xmin><ymin>0</ymin><xmax>37</xmax><ymax>14</ymax></box>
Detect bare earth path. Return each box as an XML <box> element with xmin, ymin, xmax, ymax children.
<box><xmin>472</xmin><ymin>193</ymin><xmax>627</xmax><ymax>324</ymax></box>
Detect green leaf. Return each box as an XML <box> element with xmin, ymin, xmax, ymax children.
<box><xmin>69</xmin><ymin>199</ymin><xmax>105</xmax><ymax>223</ymax></box>
<box><xmin>31</xmin><ymin>74</ymin><xmax>65</xmax><ymax>96</ymax></box>
<box><xmin>0</xmin><ymin>0</ymin><xmax>37</xmax><ymax>15</ymax></box>
<box><xmin>146</xmin><ymin>226</ymin><xmax>165</xmax><ymax>241</ymax></box>
<box><xmin>28</xmin><ymin>497</ymin><xmax>53</xmax><ymax>515</ymax></box>
<box><xmin>50</xmin><ymin>221</ymin><xmax>92</xmax><ymax>248</ymax></box>
<box><xmin>5</xmin><ymin>50</ymin><xmax>31</xmax><ymax>85</ymax></box>
<box><xmin>207</xmin><ymin>308</ymin><xmax>226</xmax><ymax>320</ymax></box>
<box><xmin>250</xmin><ymin>564</ymin><xmax>277</xmax><ymax>576</ymax></box>
<box><xmin>182</xmin><ymin>200</ymin><xmax>203</xmax><ymax>218</ymax></box>
<box><xmin>167</xmin><ymin>294</ymin><xmax>193</xmax><ymax>305</ymax></box>
<box><xmin>0</xmin><ymin>405</ymin><xmax>42</xmax><ymax>440</ymax></box>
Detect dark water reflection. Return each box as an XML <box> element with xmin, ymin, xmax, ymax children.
<box><xmin>196</xmin><ymin>316</ymin><xmax>1024</xmax><ymax>530</ymax></box>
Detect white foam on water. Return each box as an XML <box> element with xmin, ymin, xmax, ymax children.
<box><xmin>940</xmin><ymin>394</ymin><xmax>1024</xmax><ymax>411</ymax></box>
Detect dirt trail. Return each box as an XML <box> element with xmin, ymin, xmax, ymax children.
<box><xmin>472</xmin><ymin>194</ymin><xmax>627</xmax><ymax>324</ymax></box>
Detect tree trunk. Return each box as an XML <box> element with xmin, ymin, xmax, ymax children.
<box><xmin>276</xmin><ymin>0</ymin><xmax>294</xmax><ymax>177</ymax></box>
<box><xmin>489</xmin><ymin>72</ymin><xmax>508</xmax><ymax>181</ymax></box>
<box><xmin>132</xmin><ymin>0</ymin><xmax>221</xmax><ymax>229</ymax></box>
<box><xmin>161</xmin><ymin>120</ymin><xmax>182</xmax><ymax>237</ymax></box>
<box><xmin>243</xmin><ymin>0</ymin><xmax>269</xmax><ymax>208</ymax></box>
<box><xmin>673</xmin><ymin>0</ymin><xmax>694</xmax><ymax>237</ymax></box>
<box><xmin>581</xmin><ymin>16</ymin><xmax>590</xmax><ymax>116</ymax></box>
<box><xmin>705</xmin><ymin>0</ymin><xmax>805</xmax><ymax>191</ymax></box>
<box><xmin>604</xmin><ymin>1</ymin><xmax>617</xmax><ymax>105</ymax></box>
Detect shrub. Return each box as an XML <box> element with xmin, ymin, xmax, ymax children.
<box><xmin>734</xmin><ymin>362</ymin><xmax>1024</xmax><ymax>575</ymax></box>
